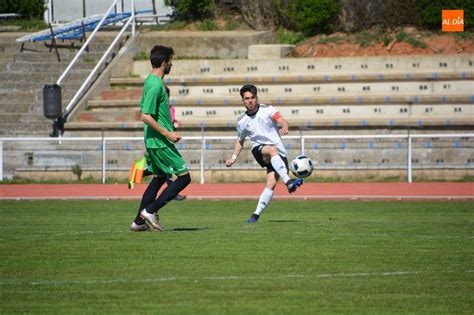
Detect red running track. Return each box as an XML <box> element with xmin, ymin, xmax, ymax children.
<box><xmin>0</xmin><ymin>182</ymin><xmax>473</xmax><ymax>201</ymax></box>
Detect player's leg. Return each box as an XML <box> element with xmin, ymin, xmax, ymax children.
<box><xmin>140</xmin><ymin>146</ymin><xmax>190</xmax><ymax>230</ymax></box>
<box><xmin>166</xmin><ymin>175</ymin><xmax>187</xmax><ymax>201</ymax></box>
<box><xmin>131</xmin><ymin>175</ymin><xmax>167</xmax><ymax>231</ymax></box>
<box><xmin>145</xmin><ymin>171</ymin><xmax>191</xmax><ymax>214</ymax></box>
<box><xmin>143</xmin><ymin>169</ymin><xmax>153</xmax><ymax>177</ymax></box>
<box><xmin>260</xmin><ymin>145</ymin><xmax>292</xmax><ymax>183</ymax></box>
<box><xmin>166</xmin><ymin>175</ymin><xmax>173</xmax><ymax>186</ymax></box>
<box><xmin>260</xmin><ymin>145</ymin><xmax>303</xmax><ymax>193</ymax></box>
<box><xmin>247</xmin><ymin>171</ymin><xmax>277</xmax><ymax>223</ymax></box>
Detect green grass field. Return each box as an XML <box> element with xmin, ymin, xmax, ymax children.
<box><xmin>1</xmin><ymin>200</ymin><xmax>472</xmax><ymax>314</ymax></box>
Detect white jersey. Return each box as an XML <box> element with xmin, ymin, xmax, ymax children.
<box><xmin>236</xmin><ymin>104</ymin><xmax>287</xmax><ymax>157</ymax></box>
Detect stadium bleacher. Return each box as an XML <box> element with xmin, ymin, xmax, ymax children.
<box><xmin>1</xmin><ymin>29</ymin><xmax>472</xmax><ymax>181</ymax></box>
<box><xmin>65</xmin><ymin>54</ymin><xmax>473</xmax><ymax>133</ymax></box>
<box><xmin>0</xmin><ymin>32</ymin><xmax>121</xmax><ymax>136</ymax></box>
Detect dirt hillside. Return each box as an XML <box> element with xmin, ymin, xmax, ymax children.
<box><xmin>295</xmin><ymin>32</ymin><xmax>474</xmax><ymax>57</ymax></box>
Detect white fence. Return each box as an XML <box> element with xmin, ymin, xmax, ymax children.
<box><xmin>1</xmin><ymin>133</ymin><xmax>473</xmax><ymax>184</ymax></box>
<box><xmin>45</xmin><ymin>0</ymin><xmax>172</xmax><ymax>24</ymax></box>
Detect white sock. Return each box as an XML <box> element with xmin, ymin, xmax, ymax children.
<box><xmin>254</xmin><ymin>187</ymin><xmax>274</xmax><ymax>216</ymax></box>
<box><xmin>270</xmin><ymin>155</ymin><xmax>291</xmax><ymax>183</ymax></box>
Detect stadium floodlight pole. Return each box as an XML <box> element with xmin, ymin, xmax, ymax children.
<box><xmin>56</xmin><ymin>0</ymin><xmax>119</xmax><ymax>86</ymax></box>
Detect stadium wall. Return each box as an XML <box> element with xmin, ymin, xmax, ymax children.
<box><xmin>13</xmin><ymin>168</ymin><xmax>473</xmax><ymax>183</ymax></box>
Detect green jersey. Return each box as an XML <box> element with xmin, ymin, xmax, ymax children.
<box><xmin>140</xmin><ymin>74</ymin><xmax>174</xmax><ymax>149</ymax></box>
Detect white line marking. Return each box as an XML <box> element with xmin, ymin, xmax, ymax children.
<box><xmin>1</xmin><ymin>195</ymin><xmax>472</xmax><ymax>201</ymax></box>
<box><xmin>0</xmin><ymin>230</ymin><xmax>119</xmax><ymax>241</ymax></box>
<box><xmin>1</xmin><ymin>270</ymin><xmax>472</xmax><ymax>287</ymax></box>
<box><xmin>2</xmin><ymin>230</ymin><xmax>471</xmax><ymax>242</ymax></box>
<box><xmin>336</xmin><ymin>233</ymin><xmax>474</xmax><ymax>240</ymax></box>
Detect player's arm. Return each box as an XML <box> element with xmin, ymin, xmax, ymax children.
<box><xmin>226</xmin><ymin>139</ymin><xmax>244</xmax><ymax>167</ymax></box>
<box><xmin>141</xmin><ymin>113</ymin><xmax>181</xmax><ymax>143</ymax></box>
<box><xmin>272</xmin><ymin>112</ymin><xmax>289</xmax><ymax>136</ymax></box>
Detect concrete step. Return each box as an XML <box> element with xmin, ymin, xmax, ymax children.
<box><xmin>0</xmin><ymin>122</ymin><xmax>53</xmax><ymax>136</ymax></box>
<box><xmin>2</xmin><ymin>81</ymin><xmax>85</xmax><ymax>92</ymax></box>
<box><xmin>61</xmin><ymin>128</ymin><xmax>235</xmax><ymax>137</ymax></box>
<box><xmin>0</xmin><ymin>113</ymin><xmax>49</xmax><ymax>123</ymax></box>
<box><xmin>87</xmin><ymin>94</ymin><xmax>474</xmax><ymax>108</ymax></box>
<box><xmin>0</xmin><ymin>32</ymin><xmax>122</xmax><ymax>136</ymax></box>
<box><xmin>77</xmin><ymin>109</ymin><xmax>141</xmax><ymax>122</ymax></box>
<box><xmin>62</xmin><ymin>128</ymin><xmax>146</xmax><ymax>137</ymax></box>
<box><xmin>1</xmin><ymin>40</ymin><xmax>120</xmax><ymax>53</ymax></box>
<box><xmin>0</xmin><ymin>70</ymin><xmax>91</xmax><ymax>84</ymax></box>
<box><xmin>113</xmin><ymin>71</ymin><xmax>474</xmax><ymax>87</ymax></box>
<box><xmin>0</xmin><ymin>91</ymin><xmax>40</xmax><ymax>104</ymax></box>
<box><xmin>4</xmin><ymin>61</ymin><xmax>97</xmax><ymax>73</ymax></box>
<box><xmin>76</xmin><ymin>103</ymin><xmax>473</xmax><ymax>124</ymax></box>
<box><xmin>0</xmin><ymin>52</ymin><xmax>14</xmax><ymax>62</ymax></box>
<box><xmin>0</xmin><ymin>103</ymin><xmax>31</xmax><ymax>113</ymax></box>
<box><xmin>13</xmin><ymin>51</ymin><xmax>105</xmax><ymax>63</ymax></box>
<box><xmin>0</xmin><ymin>90</ymin><xmax>79</xmax><ymax>107</ymax></box>
<box><xmin>102</xmin><ymin>80</ymin><xmax>474</xmax><ymax>99</ymax></box>
<box><xmin>65</xmin><ymin>121</ymin><xmax>143</xmax><ymax>131</ymax></box>
<box><xmin>132</xmin><ymin>55</ymin><xmax>474</xmax><ymax>76</ymax></box>
<box><xmin>65</xmin><ymin>115</ymin><xmax>474</xmax><ymax>132</ymax></box>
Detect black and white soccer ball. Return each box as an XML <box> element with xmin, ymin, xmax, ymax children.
<box><xmin>289</xmin><ymin>155</ymin><xmax>313</xmax><ymax>178</ymax></box>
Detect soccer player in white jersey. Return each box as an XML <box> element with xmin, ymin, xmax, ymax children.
<box><xmin>226</xmin><ymin>84</ymin><xmax>303</xmax><ymax>223</ymax></box>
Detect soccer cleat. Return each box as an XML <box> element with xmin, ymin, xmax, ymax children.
<box><xmin>173</xmin><ymin>194</ymin><xmax>187</xmax><ymax>201</ymax></box>
<box><xmin>140</xmin><ymin>209</ymin><xmax>164</xmax><ymax>231</ymax></box>
<box><xmin>247</xmin><ymin>213</ymin><xmax>260</xmax><ymax>223</ymax></box>
<box><xmin>130</xmin><ymin>221</ymin><xmax>149</xmax><ymax>232</ymax></box>
<box><xmin>286</xmin><ymin>178</ymin><xmax>303</xmax><ymax>193</ymax></box>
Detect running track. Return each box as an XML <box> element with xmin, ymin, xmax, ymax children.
<box><xmin>0</xmin><ymin>182</ymin><xmax>473</xmax><ymax>201</ymax></box>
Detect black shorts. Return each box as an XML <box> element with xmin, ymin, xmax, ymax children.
<box><xmin>251</xmin><ymin>145</ymin><xmax>289</xmax><ymax>174</ymax></box>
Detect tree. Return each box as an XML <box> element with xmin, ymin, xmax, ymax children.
<box><xmin>239</xmin><ymin>0</ymin><xmax>279</xmax><ymax>30</ymax></box>
<box><xmin>0</xmin><ymin>0</ymin><xmax>45</xmax><ymax>19</ymax></box>
<box><xmin>338</xmin><ymin>0</ymin><xmax>387</xmax><ymax>32</ymax></box>
<box><xmin>275</xmin><ymin>0</ymin><xmax>339</xmax><ymax>35</ymax></box>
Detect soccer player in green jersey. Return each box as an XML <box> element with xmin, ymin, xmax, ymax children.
<box><xmin>130</xmin><ymin>45</ymin><xmax>191</xmax><ymax>232</ymax></box>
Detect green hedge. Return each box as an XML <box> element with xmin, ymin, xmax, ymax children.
<box><xmin>275</xmin><ymin>0</ymin><xmax>339</xmax><ymax>35</ymax></box>
<box><xmin>174</xmin><ymin>0</ymin><xmax>214</xmax><ymax>21</ymax></box>
<box><xmin>415</xmin><ymin>0</ymin><xmax>473</xmax><ymax>29</ymax></box>
<box><xmin>0</xmin><ymin>0</ymin><xmax>45</xmax><ymax>20</ymax></box>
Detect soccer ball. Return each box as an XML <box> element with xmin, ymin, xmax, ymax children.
<box><xmin>289</xmin><ymin>155</ymin><xmax>313</xmax><ymax>178</ymax></box>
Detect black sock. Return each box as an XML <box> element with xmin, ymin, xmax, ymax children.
<box><xmin>251</xmin><ymin>213</ymin><xmax>260</xmax><ymax>220</ymax></box>
<box><xmin>134</xmin><ymin>176</ymin><xmax>166</xmax><ymax>224</ymax></box>
<box><xmin>146</xmin><ymin>173</ymin><xmax>191</xmax><ymax>214</ymax></box>
<box><xmin>143</xmin><ymin>169</ymin><xmax>153</xmax><ymax>177</ymax></box>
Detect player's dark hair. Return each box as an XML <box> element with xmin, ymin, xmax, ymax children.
<box><xmin>150</xmin><ymin>45</ymin><xmax>174</xmax><ymax>69</ymax></box>
<box><xmin>240</xmin><ymin>84</ymin><xmax>257</xmax><ymax>98</ymax></box>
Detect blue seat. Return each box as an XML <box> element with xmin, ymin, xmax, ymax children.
<box><xmin>17</xmin><ymin>11</ymin><xmax>151</xmax><ymax>60</ymax></box>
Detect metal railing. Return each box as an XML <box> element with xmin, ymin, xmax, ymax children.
<box><xmin>1</xmin><ymin>133</ymin><xmax>473</xmax><ymax>184</ymax></box>
<box><xmin>50</xmin><ymin>0</ymin><xmax>139</xmax><ymax>136</ymax></box>
<box><xmin>57</xmin><ymin>0</ymin><xmax>130</xmax><ymax>119</ymax></box>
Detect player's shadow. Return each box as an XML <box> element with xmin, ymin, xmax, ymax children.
<box><xmin>267</xmin><ymin>220</ymin><xmax>304</xmax><ymax>223</ymax></box>
<box><xmin>168</xmin><ymin>227</ymin><xmax>210</xmax><ymax>232</ymax></box>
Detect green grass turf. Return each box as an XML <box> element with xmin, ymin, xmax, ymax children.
<box><xmin>0</xmin><ymin>200</ymin><xmax>473</xmax><ymax>314</ymax></box>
